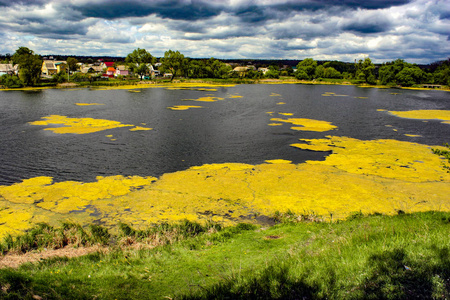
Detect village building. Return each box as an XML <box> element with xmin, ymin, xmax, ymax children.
<box><xmin>80</xmin><ymin>65</ymin><xmax>103</xmax><ymax>74</ymax></box>
<box><xmin>114</xmin><ymin>65</ymin><xmax>129</xmax><ymax>77</ymax></box>
<box><xmin>106</xmin><ymin>67</ymin><xmax>116</xmax><ymax>77</ymax></box>
<box><xmin>232</xmin><ymin>66</ymin><xmax>250</xmax><ymax>77</ymax></box>
<box><xmin>41</xmin><ymin>60</ymin><xmax>67</xmax><ymax>76</ymax></box>
<box><xmin>258</xmin><ymin>67</ymin><xmax>269</xmax><ymax>75</ymax></box>
<box><xmin>0</xmin><ymin>64</ymin><xmax>18</xmax><ymax>76</ymax></box>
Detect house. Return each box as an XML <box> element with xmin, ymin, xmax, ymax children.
<box><xmin>0</xmin><ymin>64</ymin><xmax>18</xmax><ymax>76</ymax></box>
<box><xmin>80</xmin><ymin>65</ymin><xmax>103</xmax><ymax>74</ymax></box>
<box><xmin>101</xmin><ymin>62</ymin><xmax>115</xmax><ymax>69</ymax></box>
<box><xmin>106</xmin><ymin>67</ymin><xmax>115</xmax><ymax>77</ymax></box>
<box><xmin>114</xmin><ymin>65</ymin><xmax>129</xmax><ymax>77</ymax></box>
<box><xmin>232</xmin><ymin>66</ymin><xmax>250</xmax><ymax>77</ymax></box>
<box><xmin>258</xmin><ymin>67</ymin><xmax>269</xmax><ymax>75</ymax></box>
<box><xmin>41</xmin><ymin>60</ymin><xmax>67</xmax><ymax>76</ymax></box>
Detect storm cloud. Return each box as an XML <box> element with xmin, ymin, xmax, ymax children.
<box><xmin>0</xmin><ymin>0</ymin><xmax>448</xmax><ymax>63</ymax></box>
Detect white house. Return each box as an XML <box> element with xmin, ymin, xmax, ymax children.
<box><xmin>0</xmin><ymin>64</ymin><xmax>18</xmax><ymax>76</ymax></box>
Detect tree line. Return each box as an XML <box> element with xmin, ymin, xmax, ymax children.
<box><xmin>1</xmin><ymin>47</ymin><xmax>449</xmax><ymax>88</ymax></box>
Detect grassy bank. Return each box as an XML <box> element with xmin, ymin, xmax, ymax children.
<box><xmin>0</xmin><ymin>211</ymin><xmax>448</xmax><ymax>299</ymax></box>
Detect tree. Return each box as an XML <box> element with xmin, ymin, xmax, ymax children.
<box><xmin>323</xmin><ymin>67</ymin><xmax>342</xmax><ymax>79</ymax></box>
<box><xmin>433</xmin><ymin>64</ymin><xmax>450</xmax><ymax>86</ymax></box>
<box><xmin>296</xmin><ymin>58</ymin><xmax>317</xmax><ymax>79</ymax></box>
<box><xmin>315</xmin><ymin>65</ymin><xmax>324</xmax><ymax>78</ymax></box>
<box><xmin>160</xmin><ymin>50</ymin><xmax>188</xmax><ymax>81</ymax></box>
<box><xmin>379</xmin><ymin>59</ymin><xmax>408</xmax><ymax>85</ymax></box>
<box><xmin>355</xmin><ymin>57</ymin><xmax>376</xmax><ymax>84</ymax></box>
<box><xmin>264</xmin><ymin>66</ymin><xmax>280</xmax><ymax>79</ymax></box>
<box><xmin>295</xmin><ymin>69</ymin><xmax>309</xmax><ymax>80</ymax></box>
<box><xmin>395</xmin><ymin>66</ymin><xmax>426</xmax><ymax>87</ymax></box>
<box><xmin>52</xmin><ymin>71</ymin><xmax>67</xmax><ymax>84</ymax></box>
<box><xmin>0</xmin><ymin>74</ymin><xmax>24</xmax><ymax>88</ymax></box>
<box><xmin>11</xmin><ymin>47</ymin><xmax>42</xmax><ymax>86</ymax></box>
<box><xmin>188</xmin><ymin>60</ymin><xmax>207</xmax><ymax>78</ymax></box>
<box><xmin>66</xmin><ymin>57</ymin><xmax>79</xmax><ymax>74</ymax></box>
<box><xmin>379</xmin><ymin>59</ymin><xmax>429</xmax><ymax>86</ymax></box>
<box><xmin>125</xmin><ymin>48</ymin><xmax>155</xmax><ymax>80</ymax></box>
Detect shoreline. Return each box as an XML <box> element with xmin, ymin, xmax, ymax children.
<box><xmin>1</xmin><ymin>78</ymin><xmax>449</xmax><ymax>92</ymax></box>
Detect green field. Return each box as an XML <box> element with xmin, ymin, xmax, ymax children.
<box><xmin>0</xmin><ymin>211</ymin><xmax>448</xmax><ymax>299</ymax></box>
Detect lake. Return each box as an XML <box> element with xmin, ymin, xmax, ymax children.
<box><xmin>1</xmin><ymin>83</ymin><xmax>449</xmax><ymax>185</ymax></box>
<box><xmin>0</xmin><ymin>83</ymin><xmax>449</xmax><ymax>234</ymax></box>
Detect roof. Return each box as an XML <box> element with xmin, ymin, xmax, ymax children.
<box><xmin>0</xmin><ymin>64</ymin><xmax>15</xmax><ymax>72</ymax></box>
<box><xmin>107</xmin><ymin>67</ymin><xmax>116</xmax><ymax>72</ymax></box>
<box><xmin>43</xmin><ymin>60</ymin><xmax>56</xmax><ymax>70</ymax></box>
<box><xmin>233</xmin><ymin>66</ymin><xmax>249</xmax><ymax>72</ymax></box>
<box><xmin>104</xmin><ymin>62</ymin><xmax>115</xmax><ymax>67</ymax></box>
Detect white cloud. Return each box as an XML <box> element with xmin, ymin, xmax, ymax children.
<box><xmin>0</xmin><ymin>0</ymin><xmax>448</xmax><ymax>63</ymax></box>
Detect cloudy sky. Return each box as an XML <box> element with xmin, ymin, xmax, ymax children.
<box><xmin>1</xmin><ymin>0</ymin><xmax>449</xmax><ymax>63</ymax></box>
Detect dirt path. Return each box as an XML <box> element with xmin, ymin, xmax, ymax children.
<box><xmin>0</xmin><ymin>245</ymin><xmax>107</xmax><ymax>269</ymax></box>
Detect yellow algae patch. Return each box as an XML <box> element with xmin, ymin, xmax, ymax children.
<box><xmin>182</xmin><ymin>96</ymin><xmax>225</xmax><ymax>102</ymax></box>
<box><xmin>29</xmin><ymin>115</ymin><xmax>134</xmax><ymax>134</ymax></box>
<box><xmin>0</xmin><ymin>175</ymin><xmax>156</xmax><ymax>237</ymax></box>
<box><xmin>82</xmin><ymin>82</ymin><xmax>236</xmax><ymax>91</ymax></box>
<box><xmin>270</xmin><ymin>118</ymin><xmax>337</xmax><ymax>132</ymax></box>
<box><xmin>167</xmin><ymin>105</ymin><xmax>203</xmax><ymax>111</ymax></box>
<box><xmin>389</xmin><ymin>110</ymin><xmax>450</xmax><ymax>125</ymax></box>
<box><xmin>105</xmin><ymin>134</ymin><xmax>113</xmax><ymax>138</ymax></box>
<box><xmin>75</xmin><ymin>103</ymin><xmax>104</xmax><ymax>106</ymax></box>
<box><xmin>229</xmin><ymin>95</ymin><xmax>243</xmax><ymax>98</ymax></box>
<box><xmin>405</xmin><ymin>134</ymin><xmax>422</xmax><ymax>137</ymax></box>
<box><xmin>377</xmin><ymin>109</ymin><xmax>387</xmax><ymax>111</ymax></box>
<box><xmin>279</xmin><ymin>113</ymin><xmax>294</xmax><ymax>116</ymax></box>
<box><xmin>322</xmin><ymin>93</ymin><xmax>348</xmax><ymax>97</ymax></box>
<box><xmin>292</xmin><ymin>136</ymin><xmax>450</xmax><ymax>183</ymax></box>
<box><xmin>166</xmin><ymin>87</ymin><xmax>218</xmax><ymax>91</ymax></box>
<box><xmin>128</xmin><ymin>90</ymin><xmax>141</xmax><ymax>92</ymax></box>
<box><xmin>290</xmin><ymin>142</ymin><xmax>334</xmax><ymax>152</ymax></box>
<box><xmin>0</xmin><ymin>175</ymin><xmax>156</xmax><ymax>214</ymax></box>
<box><xmin>270</xmin><ymin>93</ymin><xmax>281</xmax><ymax>96</ymax></box>
<box><xmin>129</xmin><ymin>126</ymin><xmax>152</xmax><ymax>131</ymax></box>
<box><xmin>265</xmin><ymin>159</ymin><xmax>292</xmax><ymax>164</ymax></box>
<box><xmin>1</xmin><ymin>138</ymin><xmax>449</xmax><ymax>237</ymax></box>
<box><xmin>355</xmin><ymin>97</ymin><xmax>368</xmax><ymax>99</ymax></box>
<box><xmin>276</xmin><ymin>102</ymin><xmax>286</xmax><ymax>105</ymax></box>
<box><xmin>268</xmin><ymin>123</ymin><xmax>283</xmax><ymax>126</ymax></box>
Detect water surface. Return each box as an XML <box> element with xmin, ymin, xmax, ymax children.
<box><xmin>0</xmin><ymin>84</ymin><xmax>449</xmax><ymax>185</ymax></box>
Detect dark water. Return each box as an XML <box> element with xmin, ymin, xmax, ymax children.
<box><xmin>0</xmin><ymin>84</ymin><xmax>449</xmax><ymax>185</ymax></box>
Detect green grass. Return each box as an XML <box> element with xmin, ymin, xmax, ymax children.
<box><xmin>0</xmin><ymin>212</ymin><xmax>449</xmax><ymax>299</ymax></box>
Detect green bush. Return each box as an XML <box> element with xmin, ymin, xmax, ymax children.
<box><xmin>0</xmin><ymin>74</ymin><xmax>24</xmax><ymax>88</ymax></box>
